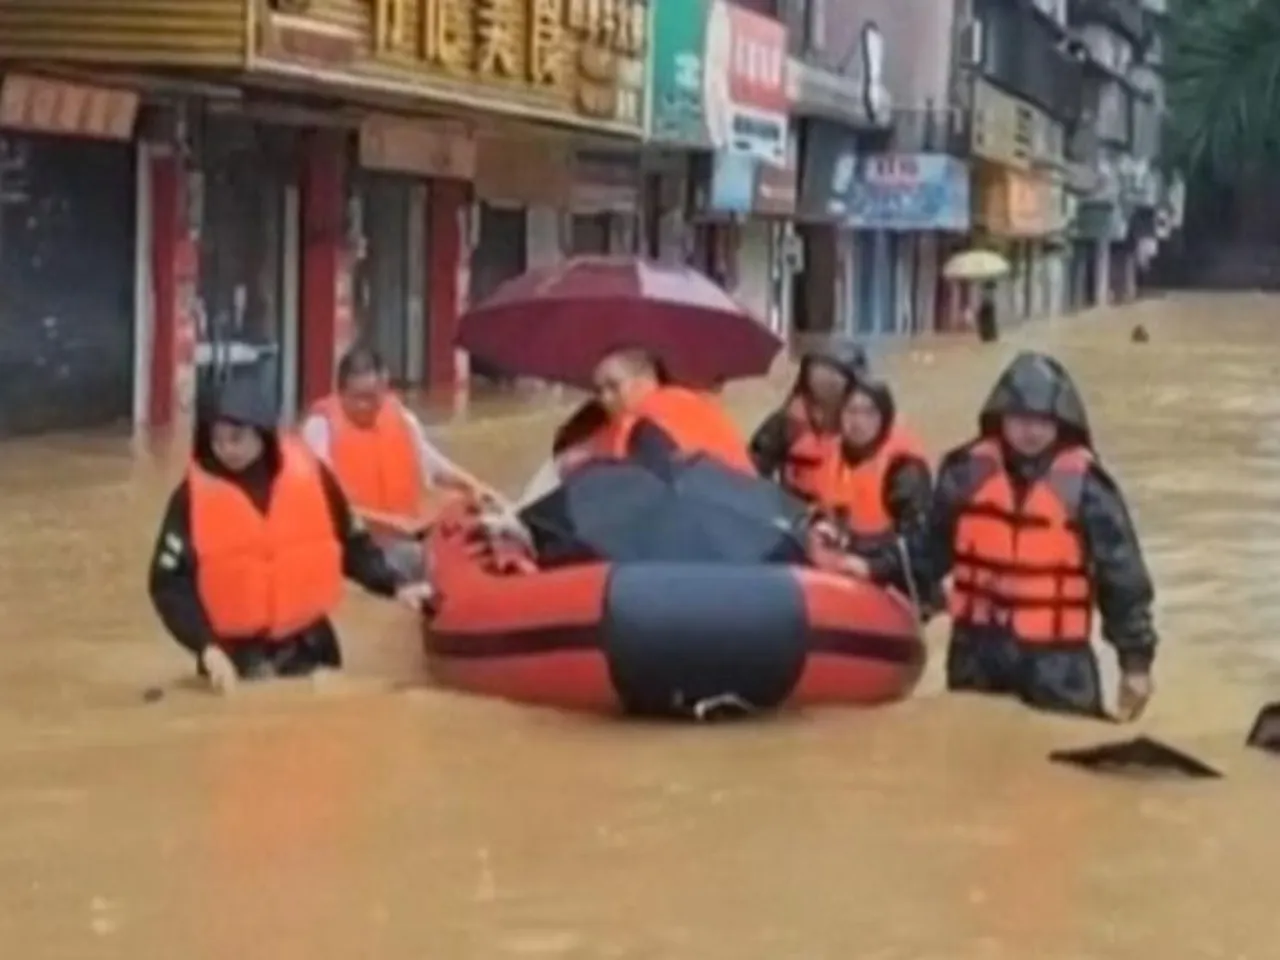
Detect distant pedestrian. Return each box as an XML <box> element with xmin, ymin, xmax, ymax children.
<box><xmin>975</xmin><ymin>282</ymin><xmax>999</xmax><ymax>343</ymax></box>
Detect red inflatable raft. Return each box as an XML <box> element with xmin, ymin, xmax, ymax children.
<box><xmin>422</xmin><ymin>505</ymin><xmax>926</xmax><ymax>717</ymax></box>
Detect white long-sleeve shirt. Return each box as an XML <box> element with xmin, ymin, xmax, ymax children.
<box><xmin>299</xmin><ymin>404</ymin><xmax>463</xmax><ymax>485</ymax></box>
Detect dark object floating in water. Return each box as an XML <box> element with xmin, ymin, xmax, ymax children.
<box><xmin>1049</xmin><ymin>736</ymin><xmax>1222</xmax><ymax>779</ymax></box>
<box><xmin>1246</xmin><ymin>701</ymin><xmax>1280</xmax><ymax>753</ymax></box>
<box><xmin>1131</xmin><ymin>324</ymin><xmax>1150</xmax><ymax>343</ymax></box>
<box><xmin>142</xmin><ymin>686</ymin><xmax>165</xmax><ymax>704</ymax></box>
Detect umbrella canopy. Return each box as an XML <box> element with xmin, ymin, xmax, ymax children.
<box><xmin>519</xmin><ymin>453</ymin><xmax>811</xmax><ymax>565</ymax></box>
<box><xmin>457</xmin><ymin>256</ymin><xmax>783</xmax><ymax>388</ymax></box>
<box><xmin>943</xmin><ymin>249</ymin><xmax>1010</xmax><ymax>281</ymax></box>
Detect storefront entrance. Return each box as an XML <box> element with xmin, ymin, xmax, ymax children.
<box><xmin>355</xmin><ymin>174</ymin><xmax>427</xmax><ymax>385</ymax></box>
<box><xmin>469</xmin><ymin>204</ymin><xmax>526</xmax><ymax>381</ymax></box>
<box><xmin>195</xmin><ymin>117</ymin><xmax>297</xmax><ymax>413</ymax></box>
<box><xmin>0</xmin><ymin>132</ymin><xmax>135</xmax><ymax>435</ymax></box>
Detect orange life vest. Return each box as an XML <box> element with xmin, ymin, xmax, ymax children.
<box><xmin>188</xmin><ymin>439</ymin><xmax>344</xmax><ymax>643</ymax></box>
<box><xmin>779</xmin><ymin>396</ymin><xmax>840</xmax><ymax>502</ymax></box>
<box><xmin>816</xmin><ymin>426</ymin><xmax>927</xmax><ymax>548</ymax></box>
<box><xmin>313</xmin><ymin>394</ymin><xmax>425</xmax><ymax>519</ymax></box>
<box><xmin>948</xmin><ymin>439</ymin><xmax>1094</xmax><ymax>645</ymax></box>
<box><xmin>612</xmin><ymin>386</ymin><xmax>754</xmax><ymax>473</ymax></box>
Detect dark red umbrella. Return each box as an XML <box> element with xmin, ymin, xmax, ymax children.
<box><xmin>457</xmin><ymin>256</ymin><xmax>783</xmax><ymax>387</ymax></box>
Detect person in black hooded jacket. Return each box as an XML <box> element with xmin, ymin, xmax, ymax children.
<box><xmin>806</xmin><ymin>377</ymin><xmax>938</xmax><ymax>609</ymax></box>
<box><xmin>749</xmin><ymin>341</ymin><xmax>868</xmax><ymax>502</ymax></box>
<box><xmin>924</xmin><ymin>351</ymin><xmax>1158</xmax><ymax>720</ymax></box>
<box><xmin>147</xmin><ymin>374</ymin><xmax>435</xmax><ymax>693</ymax></box>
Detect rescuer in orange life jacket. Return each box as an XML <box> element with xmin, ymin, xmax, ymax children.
<box><xmin>301</xmin><ymin>345</ymin><xmax>482</xmax><ymax>579</ymax></box>
<box><xmin>749</xmin><ymin>341</ymin><xmax>868</xmax><ymax>502</ymax></box>
<box><xmin>147</xmin><ymin>375</ymin><xmax>435</xmax><ymax>694</ymax></box>
<box><xmin>805</xmin><ymin>377</ymin><xmax>938</xmax><ymax>606</ymax></box>
<box><xmin>923</xmin><ymin>352</ymin><xmax>1158</xmax><ymax>720</ymax></box>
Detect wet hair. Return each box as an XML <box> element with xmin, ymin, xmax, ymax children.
<box><xmin>337</xmin><ymin>344</ymin><xmax>388</xmax><ymax>387</ymax></box>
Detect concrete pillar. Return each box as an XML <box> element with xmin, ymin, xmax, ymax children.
<box><xmin>426</xmin><ymin>178</ymin><xmax>467</xmax><ymax>395</ymax></box>
<box><xmin>299</xmin><ymin>129</ymin><xmax>348</xmax><ymax>407</ymax></box>
<box><xmin>1092</xmin><ymin>239</ymin><xmax>1111</xmax><ymax>307</ymax></box>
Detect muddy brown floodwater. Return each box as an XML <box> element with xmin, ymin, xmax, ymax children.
<box><xmin>2</xmin><ymin>295</ymin><xmax>1280</xmax><ymax>959</ymax></box>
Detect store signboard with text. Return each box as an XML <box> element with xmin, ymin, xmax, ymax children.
<box><xmin>847</xmin><ymin>154</ymin><xmax>970</xmax><ymax>232</ymax></box>
<box><xmin>975</xmin><ymin>168</ymin><xmax>1057</xmax><ymax>237</ymax></box>
<box><xmin>253</xmin><ymin>0</ymin><xmax>649</xmax><ymax>136</ymax></box>
<box><xmin>649</xmin><ymin>0</ymin><xmax>789</xmax><ymax>163</ymax></box>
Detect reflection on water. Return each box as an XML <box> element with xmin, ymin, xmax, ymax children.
<box><xmin>2</xmin><ymin>295</ymin><xmax>1280</xmax><ymax>958</ymax></box>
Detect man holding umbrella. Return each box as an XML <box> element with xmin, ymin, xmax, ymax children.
<box><xmin>458</xmin><ymin>257</ymin><xmax>779</xmax><ymax>483</ymax></box>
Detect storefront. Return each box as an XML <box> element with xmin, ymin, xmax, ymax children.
<box><xmin>649</xmin><ymin>0</ymin><xmax>793</xmax><ymax>334</ymax></box>
<box><xmin>569</xmin><ymin>151</ymin><xmax>640</xmax><ymax>255</ymax></box>
<box><xmin>353</xmin><ymin>115</ymin><xmax>475</xmax><ymax>387</ymax></box>
<box><xmin>973</xmin><ymin>164</ymin><xmax>1059</xmax><ymax>321</ymax></box>
<box><xmin>848</xmin><ymin>153</ymin><xmax>970</xmax><ymax>335</ymax></box>
<box><xmin>794</xmin><ymin>120</ymin><xmax>861</xmax><ymax>338</ymax></box>
<box><xmin>787</xmin><ymin>18</ymin><xmax>895</xmax><ymax>338</ymax></box>
<box><xmin>352</xmin><ymin>173</ymin><xmax>424</xmax><ymax>385</ymax></box>
<box><xmin>700</xmin><ymin>137</ymin><xmax>799</xmax><ymax>336</ymax></box>
<box><xmin>0</xmin><ymin>73</ymin><xmax>139</xmax><ymax>436</ymax></box>
<box><xmin>1</xmin><ymin>0</ymin><xmax>651</xmax><ymax>429</ymax></box>
<box><xmin>193</xmin><ymin>113</ymin><xmax>300</xmax><ymax>410</ymax></box>
<box><xmin>851</xmin><ymin>230</ymin><xmax>896</xmax><ymax>336</ymax></box>
<box><xmin>1071</xmin><ymin>199</ymin><xmax>1127</xmax><ymax>308</ymax></box>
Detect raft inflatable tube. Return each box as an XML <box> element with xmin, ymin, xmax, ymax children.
<box><xmin>421</xmin><ymin>506</ymin><xmax>926</xmax><ymax>718</ymax></box>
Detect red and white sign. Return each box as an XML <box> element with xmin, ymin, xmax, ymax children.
<box><xmin>725</xmin><ymin>6</ymin><xmax>789</xmax><ymax>115</ymax></box>
<box><xmin>714</xmin><ymin>2</ymin><xmax>789</xmax><ymax>166</ymax></box>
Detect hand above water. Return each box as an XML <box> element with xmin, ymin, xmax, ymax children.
<box><xmin>200</xmin><ymin>645</ymin><xmax>238</xmax><ymax>696</ymax></box>
<box><xmin>1115</xmin><ymin>671</ymin><xmax>1153</xmax><ymax>722</ymax></box>
<box><xmin>396</xmin><ymin>581</ymin><xmax>437</xmax><ymax>612</ymax></box>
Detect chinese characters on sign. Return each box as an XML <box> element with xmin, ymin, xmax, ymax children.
<box><xmin>847</xmin><ymin>154</ymin><xmax>971</xmax><ymax>232</ymax></box>
<box><xmin>723</xmin><ymin>1</ymin><xmax>787</xmax><ymax>164</ymax></box>
<box><xmin>0</xmin><ymin>74</ymin><xmax>138</xmax><ymax>141</ymax></box>
<box><xmin>366</xmin><ymin>0</ymin><xmax>648</xmax><ymax>128</ymax></box>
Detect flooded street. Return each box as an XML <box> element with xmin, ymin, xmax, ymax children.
<box><xmin>4</xmin><ymin>294</ymin><xmax>1280</xmax><ymax>959</ymax></box>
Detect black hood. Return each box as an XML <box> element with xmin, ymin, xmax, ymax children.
<box><xmin>841</xmin><ymin>377</ymin><xmax>897</xmax><ymax>461</ymax></box>
<box><xmin>978</xmin><ymin>351</ymin><xmax>1092</xmax><ymax>447</ymax></box>
<box><xmin>797</xmin><ymin>340</ymin><xmax>869</xmax><ymax>389</ymax></box>
<box><xmin>192</xmin><ymin>373</ymin><xmax>281</xmax><ymax>474</ymax></box>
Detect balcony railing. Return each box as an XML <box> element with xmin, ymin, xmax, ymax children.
<box><xmin>888</xmin><ymin>107</ymin><xmax>972</xmax><ymax>156</ymax></box>
<box><xmin>1069</xmin><ymin>0</ymin><xmax>1148</xmax><ymax>45</ymax></box>
<box><xmin>982</xmin><ymin>0</ymin><xmax>1086</xmax><ymax>124</ymax></box>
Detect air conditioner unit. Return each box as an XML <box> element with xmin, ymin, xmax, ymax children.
<box><xmin>958</xmin><ymin>20</ymin><xmax>984</xmax><ymax>68</ymax></box>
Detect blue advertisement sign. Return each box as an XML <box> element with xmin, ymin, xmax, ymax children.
<box><xmin>848</xmin><ymin>154</ymin><xmax>971</xmax><ymax>232</ymax></box>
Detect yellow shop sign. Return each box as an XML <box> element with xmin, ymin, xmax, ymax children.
<box><xmin>368</xmin><ymin>0</ymin><xmax>648</xmax><ymax>129</ymax></box>
<box><xmin>976</xmin><ymin>167</ymin><xmax>1056</xmax><ymax>238</ymax></box>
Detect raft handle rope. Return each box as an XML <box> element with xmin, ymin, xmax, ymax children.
<box><xmin>896</xmin><ymin>536</ymin><xmax>924</xmax><ymax>630</ymax></box>
<box><xmin>689</xmin><ymin>692</ymin><xmax>758</xmax><ymax>722</ymax></box>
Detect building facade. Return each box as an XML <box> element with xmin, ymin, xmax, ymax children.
<box><xmin>0</xmin><ymin>0</ymin><xmax>649</xmax><ymax>434</ymax></box>
<box><xmin>647</xmin><ymin>0</ymin><xmax>797</xmax><ymax>337</ymax></box>
<box><xmin>779</xmin><ymin>0</ymin><xmax>891</xmax><ymax>340</ymax></box>
<box><xmin>963</xmin><ymin>0</ymin><xmax>1082</xmax><ymax>326</ymax></box>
